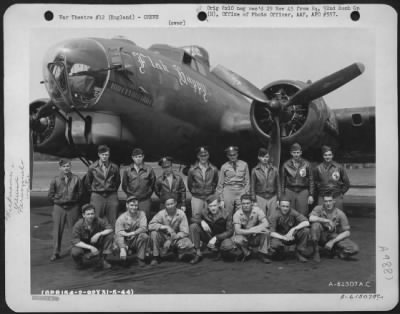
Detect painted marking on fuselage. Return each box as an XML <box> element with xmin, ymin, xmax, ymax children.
<box><xmin>130</xmin><ymin>52</ymin><xmax>208</xmax><ymax>103</ymax></box>
<box><xmin>109</xmin><ymin>81</ymin><xmax>153</xmax><ymax>106</ymax></box>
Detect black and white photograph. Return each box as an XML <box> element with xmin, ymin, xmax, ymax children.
<box><xmin>4</xmin><ymin>3</ymin><xmax>398</xmax><ymax>312</ymax></box>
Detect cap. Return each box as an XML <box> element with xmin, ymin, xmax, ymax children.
<box><xmin>196</xmin><ymin>146</ymin><xmax>209</xmax><ymax>156</ymax></box>
<box><xmin>163</xmin><ymin>193</ymin><xmax>177</xmax><ymax>203</ymax></box>
<box><xmin>225</xmin><ymin>146</ymin><xmax>239</xmax><ymax>154</ymax></box>
<box><xmin>240</xmin><ymin>194</ymin><xmax>253</xmax><ymax>202</ymax></box>
<box><xmin>158</xmin><ymin>156</ymin><xmax>173</xmax><ymax>168</ymax></box>
<box><xmin>131</xmin><ymin>148</ymin><xmax>144</xmax><ymax>156</ymax></box>
<box><xmin>258</xmin><ymin>147</ymin><xmax>269</xmax><ymax>157</ymax></box>
<box><xmin>81</xmin><ymin>203</ymin><xmax>95</xmax><ymax>214</ymax></box>
<box><xmin>290</xmin><ymin>143</ymin><xmax>302</xmax><ymax>152</ymax></box>
<box><xmin>321</xmin><ymin>145</ymin><xmax>333</xmax><ymax>154</ymax></box>
<box><xmin>59</xmin><ymin>159</ymin><xmax>71</xmax><ymax>167</ymax></box>
<box><xmin>126</xmin><ymin>196</ymin><xmax>138</xmax><ymax>203</ymax></box>
<box><xmin>98</xmin><ymin>145</ymin><xmax>110</xmax><ymax>154</ymax></box>
<box><xmin>206</xmin><ymin>194</ymin><xmax>219</xmax><ymax>204</ymax></box>
<box><xmin>279</xmin><ymin>194</ymin><xmax>291</xmax><ymax>203</ymax></box>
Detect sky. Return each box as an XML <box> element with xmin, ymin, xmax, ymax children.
<box><xmin>30</xmin><ymin>27</ymin><xmax>375</xmax><ymax>109</ymax></box>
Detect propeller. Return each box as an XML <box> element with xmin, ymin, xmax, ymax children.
<box><xmin>284</xmin><ymin>62</ymin><xmax>365</xmax><ymax>108</ymax></box>
<box><xmin>260</xmin><ymin>62</ymin><xmax>365</xmax><ymax>169</ymax></box>
<box><xmin>268</xmin><ymin>116</ymin><xmax>281</xmax><ymax>169</ymax></box>
<box><xmin>29</xmin><ymin>100</ymin><xmax>54</xmax><ymax>189</ymax></box>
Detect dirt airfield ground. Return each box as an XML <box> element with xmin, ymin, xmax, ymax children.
<box><xmin>30</xmin><ymin>161</ymin><xmax>376</xmax><ymax>294</ymax></box>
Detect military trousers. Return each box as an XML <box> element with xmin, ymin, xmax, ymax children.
<box><xmin>286</xmin><ymin>188</ymin><xmax>310</xmax><ymax>216</ymax></box>
<box><xmin>52</xmin><ymin>204</ymin><xmax>80</xmax><ymax>255</ymax></box>
<box><xmin>232</xmin><ymin>233</ymin><xmax>270</xmax><ymax>255</ymax></box>
<box><xmin>71</xmin><ymin>233</ymin><xmax>114</xmax><ymax>265</ymax></box>
<box><xmin>90</xmin><ymin>192</ymin><xmax>119</xmax><ymax>227</ymax></box>
<box><xmin>256</xmin><ymin>195</ymin><xmax>278</xmax><ymax>218</ymax></box>
<box><xmin>116</xmin><ymin>233</ymin><xmax>149</xmax><ymax>260</ymax></box>
<box><xmin>311</xmin><ymin>222</ymin><xmax>359</xmax><ymax>257</ymax></box>
<box><xmin>269</xmin><ymin>228</ymin><xmax>313</xmax><ymax>257</ymax></box>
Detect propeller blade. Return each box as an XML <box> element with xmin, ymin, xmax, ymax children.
<box><xmin>268</xmin><ymin>116</ymin><xmax>281</xmax><ymax>169</ymax></box>
<box><xmin>211</xmin><ymin>64</ymin><xmax>269</xmax><ymax>103</ymax></box>
<box><xmin>285</xmin><ymin>62</ymin><xmax>365</xmax><ymax>107</ymax></box>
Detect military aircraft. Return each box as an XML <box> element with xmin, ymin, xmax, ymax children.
<box><xmin>29</xmin><ymin>37</ymin><xmax>375</xmax><ymax>171</ymax></box>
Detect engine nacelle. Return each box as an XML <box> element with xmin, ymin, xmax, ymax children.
<box><xmin>30</xmin><ymin>99</ymin><xmax>78</xmax><ymax>157</ymax></box>
<box><xmin>250</xmin><ymin>80</ymin><xmax>338</xmax><ymax>152</ymax></box>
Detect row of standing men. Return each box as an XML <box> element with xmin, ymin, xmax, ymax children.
<box><xmin>48</xmin><ymin>143</ymin><xmax>355</xmax><ymax>267</ymax></box>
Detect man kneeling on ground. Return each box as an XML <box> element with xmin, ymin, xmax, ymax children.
<box><xmin>71</xmin><ymin>204</ymin><xmax>114</xmax><ymax>269</ymax></box>
<box><xmin>231</xmin><ymin>194</ymin><xmax>271</xmax><ymax>263</ymax></box>
<box><xmin>189</xmin><ymin>194</ymin><xmax>234</xmax><ymax>264</ymax></box>
<box><xmin>114</xmin><ymin>196</ymin><xmax>149</xmax><ymax>267</ymax></box>
<box><xmin>268</xmin><ymin>195</ymin><xmax>313</xmax><ymax>262</ymax></box>
<box><xmin>309</xmin><ymin>193</ymin><xmax>359</xmax><ymax>262</ymax></box>
<box><xmin>148</xmin><ymin>196</ymin><xmax>195</xmax><ymax>265</ymax></box>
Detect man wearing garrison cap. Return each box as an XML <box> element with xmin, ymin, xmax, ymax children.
<box><xmin>314</xmin><ymin>145</ymin><xmax>350</xmax><ymax>210</ymax></box>
<box><xmin>216</xmin><ymin>146</ymin><xmax>250</xmax><ymax>217</ymax></box>
<box><xmin>114</xmin><ymin>196</ymin><xmax>149</xmax><ymax>267</ymax></box>
<box><xmin>154</xmin><ymin>157</ymin><xmax>186</xmax><ymax>211</ymax></box>
<box><xmin>187</xmin><ymin>146</ymin><xmax>219</xmax><ymax>223</ymax></box>
<box><xmin>84</xmin><ymin>145</ymin><xmax>121</xmax><ymax>227</ymax></box>
<box><xmin>48</xmin><ymin>159</ymin><xmax>83</xmax><ymax>261</ymax></box>
<box><xmin>250</xmin><ymin>148</ymin><xmax>280</xmax><ymax>218</ymax></box>
<box><xmin>121</xmin><ymin>148</ymin><xmax>156</xmax><ymax>220</ymax></box>
<box><xmin>281</xmin><ymin>143</ymin><xmax>314</xmax><ymax>216</ymax></box>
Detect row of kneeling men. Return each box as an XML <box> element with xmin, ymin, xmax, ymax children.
<box><xmin>68</xmin><ymin>193</ymin><xmax>358</xmax><ymax>270</ymax></box>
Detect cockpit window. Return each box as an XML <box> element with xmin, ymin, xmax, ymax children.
<box><xmin>43</xmin><ymin>39</ymin><xmax>109</xmax><ymax>109</ymax></box>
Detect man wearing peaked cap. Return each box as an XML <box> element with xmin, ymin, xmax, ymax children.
<box><xmin>187</xmin><ymin>146</ymin><xmax>219</xmax><ymax>223</ymax></box>
<box><xmin>121</xmin><ymin>148</ymin><xmax>156</xmax><ymax>220</ymax></box>
<box><xmin>281</xmin><ymin>143</ymin><xmax>314</xmax><ymax>216</ymax></box>
<box><xmin>314</xmin><ymin>145</ymin><xmax>350</xmax><ymax>210</ymax></box>
<box><xmin>84</xmin><ymin>145</ymin><xmax>121</xmax><ymax>227</ymax></box>
<box><xmin>154</xmin><ymin>156</ymin><xmax>186</xmax><ymax>211</ymax></box>
<box><xmin>216</xmin><ymin>146</ymin><xmax>250</xmax><ymax>218</ymax></box>
<box><xmin>48</xmin><ymin>159</ymin><xmax>82</xmax><ymax>261</ymax></box>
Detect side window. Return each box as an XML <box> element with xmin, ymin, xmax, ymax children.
<box><xmin>196</xmin><ymin>62</ymin><xmax>207</xmax><ymax>76</ymax></box>
<box><xmin>189</xmin><ymin>59</ymin><xmax>198</xmax><ymax>72</ymax></box>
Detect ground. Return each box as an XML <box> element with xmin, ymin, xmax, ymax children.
<box><xmin>30</xmin><ymin>161</ymin><xmax>376</xmax><ymax>294</ymax></box>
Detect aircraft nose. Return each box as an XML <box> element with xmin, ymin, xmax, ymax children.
<box><xmin>42</xmin><ymin>38</ymin><xmax>109</xmax><ymax>111</ymax></box>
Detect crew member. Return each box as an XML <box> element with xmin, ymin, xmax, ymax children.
<box><xmin>309</xmin><ymin>193</ymin><xmax>359</xmax><ymax>262</ymax></box>
<box><xmin>281</xmin><ymin>143</ymin><xmax>314</xmax><ymax>216</ymax></box>
<box><xmin>189</xmin><ymin>194</ymin><xmax>234</xmax><ymax>264</ymax></box>
<box><xmin>114</xmin><ymin>196</ymin><xmax>149</xmax><ymax>267</ymax></box>
<box><xmin>216</xmin><ymin>146</ymin><xmax>250</xmax><ymax>217</ymax></box>
<box><xmin>314</xmin><ymin>145</ymin><xmax>350</xmax><ymax>210</ymax></box>
<box><xmin>154</xmin><ymin>157</ymin><xmax>186</xmax><ymax>211</ymax></box>
<box><xmin>148</xmin><ymin>196</ymin><xmax>195</xmax><ymax>265</ymax></box>
<box><xmin>85</xmin><ymin>145</ymin><xmax>121</xmax><ymax>226</ymax></box>
<box><xmin>231</xmin><ymin>194</ymin><xmax>271</xmax><ymax>263</ymax></box>
<box><xmin>121</xmin><ymin>148</ymin><xmax>156</xmax><ymax>220</ymax></box>
<box><xmin>48</xmin><ymin>159</ymin><xmax>82</xmax><ymax>261</ymax></box>
<box><xmin>71</xmin><ymin>204</ymin><xmax>114</xmax><ymax>269</ymax></box>
<box><xmin>250</xmin><ymin>148</ymin><xmax>280</xmax><ymax>218</ymax></box>
<box><xmin>187</xmin><ymin>146</ymin><xmax>219</xmax><ymax>222</ymax></box>
<box><xmin>268</xmin><ymin>195</ymin><xmax>312</xmax><ymax>262</ymax></box>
